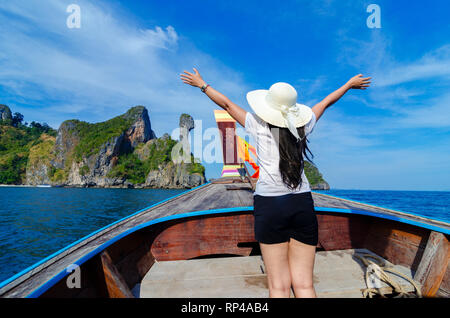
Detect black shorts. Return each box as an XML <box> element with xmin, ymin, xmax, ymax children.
<box><xmin>253</xmin><ymin>192</ymin><xmax>318</xmax><ymax>246</ymax></box>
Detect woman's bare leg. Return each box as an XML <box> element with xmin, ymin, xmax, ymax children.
<box><xmin>287</xmin><ymin>238</ymin><xmax>317</xmax><ymax>298</ymax></box>
<box><xmin>259</xmin><ymin>242</ymin><xmax>291</xmax><ymax>298</ymax></box>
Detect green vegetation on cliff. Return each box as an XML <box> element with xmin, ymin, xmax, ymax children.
<box><xmin>27</xmin><ymin>134</ymin><xmax>55</xmax><ymax>163</ymax></box>
<box><xmin>304</xmin><ymin>161</ymin><xmax>327</xmax><ymax>187</ymax></box>
<box><xmin>0</xmin><ymin>104</ymin><xmax>321</xmax><ymax>188</ymax></box>
<box><xmin>108</xmin><ymin>135</ymin><xmax>205</xmax><ymax>184</ymax></box>
<box><xmin>27</xmin><ymin>134</ymin><xmax>56</xmax><ymax>169</ymax></box>
<box><xmin>67</xmin><ymin>106</ymin><xmax>145</xmax><ymax>162</ymax></box>
<box><xmin>107</xmin><ymin>153</ymin><xmax>147</xmax><ymax>184</ymax></box>
<box><xmin>0</xmin><ymin>151</ymin><xmax>27</xmax><ymax>184</ymax></box>
<box><xmin>188</xmin><ymin>158</ymin><xmax>206</xmax><ymax>175</ymax></box>
<box><xmin>48</xmin><ymin>167</ymin><xmax>67</xmax><ymax>183</ymax></box>
<box><xmin>0</xmin><ymin>117</ymin><xmax>56</xmax><ymax>184</ymax></box>
<box><xmin>143</xmin><ymin>137</ymin><xmax>178</xmax><ymax>170</ymax></box>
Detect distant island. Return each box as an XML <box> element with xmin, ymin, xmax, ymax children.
<box><xmin>0</xmin><ymin>104</ymin><xmax>329</xmax><ymax>190</ymax></box>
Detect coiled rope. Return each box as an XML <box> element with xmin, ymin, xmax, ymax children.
<box><xmin>354</xmin><ymin>252</ymin><xmax>422</xmax><ymax>298</ymax></box>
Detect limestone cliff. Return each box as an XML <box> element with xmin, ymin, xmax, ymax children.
<box><xmin>43</xmin><ymin>106</ymin><xmax>155</xmax><ymax>187</ymax></box>
<box><xmin>304</xmin><ymin>161</ymin><xmax>330</xmax><ymax>190</ymax></box>
<box><xmin>0</xmin><ymin>105</ymin><xmax>12</xmax><ymax>122</ymax></box>
<box><xmin>23</xmin><ymin>106</ymin><xmax>206</xmax><ymax>189</ymax></box>
<box><xmin>145</xmin><ymin>161</ymin><xmax>205</xmax><ymax>189</ymax></box>
<box><xmin>25</xmin><ymin>134</ymin><xmax>55</xmax><ymax>185</ymax></box>
<box><xmin>135</xmin><ymin>129</ymin><xmax>206</xmax><ymax>189</ymax></box>
<box><xmin>2</xmin><ymin>103</ymin><xmax>327</xmax><ymax>190</ymax></box>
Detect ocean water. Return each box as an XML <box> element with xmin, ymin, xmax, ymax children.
<box><xmin>313</xmin><ymin>189</ymin><xmax>450</xmax><ymax>223</ymax></box>
<box><xmin>0</xmin><ymin>187</ymin><xmax>449</xmax><ymax>284</ymax></box>
<box><xmin>0</xmin><ymin>187</ymin><xmax>184</xmax><ymax>284</ymax></box>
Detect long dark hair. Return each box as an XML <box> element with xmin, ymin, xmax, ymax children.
<box><xmin>268</xmin><ymin>124</ymin><xmax>313</xmax><ymax>190</ymax></box>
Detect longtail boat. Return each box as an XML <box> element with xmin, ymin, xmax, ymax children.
<box><xmin>0</xmin><ymin>111</ymin><xmax>448</xmax><ymax>298</ymax></box>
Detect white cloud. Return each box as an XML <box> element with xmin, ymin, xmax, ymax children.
<box><xmin>0</xmin><ymin>0</ymin><xmax>249</xmax><ymax>135</ymax></box>
<box><xmin>337</xmin><ymin>32</ymin><xmax>450</xmax><ymax>88</ymax></box>
<box><xmin>0</xmin><ymin>1</ymin><xmax>448</xmax><ymax>188</ymax></box>
<box><xmin>375</xmin><ymin>45</ymin><xmax>450</xmax><ymax>87</ymax></box>
<box><xmin>139</xmin><ymin>26</ymin><xmax>178</xmax><ymax>50</ymax></box>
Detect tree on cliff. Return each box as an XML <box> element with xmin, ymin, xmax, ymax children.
<box><xmin>11</xmin><ymin>112</ymin><xmax>24</xmax><ymax>127</ymax></box>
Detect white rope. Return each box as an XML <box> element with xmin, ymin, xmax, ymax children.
<box><xmin>354</xmin><ymin>252</ymin><xmax>422</xmax><ymax>298</ymax></box>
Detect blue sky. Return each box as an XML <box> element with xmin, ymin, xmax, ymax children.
<box><xmin>0</xmin><ymin>0</ymin><xmax>449</xmax><ymax>190</ymax></box>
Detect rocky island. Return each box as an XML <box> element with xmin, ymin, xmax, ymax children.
<box><xmin>0</xmin><ymin>105</ymin><xmax>205</xmax><ymax>188</ymax></box>
<box><xmin>0</xmin><ymin>104</ymin><xmax>329</xmax><ymax>190</ymax></box>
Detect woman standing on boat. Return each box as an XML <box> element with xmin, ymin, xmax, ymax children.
<box><xmin>181</xmin><ymin>69</ymin><xmax>371</xmax><ymax>298</ymax></box>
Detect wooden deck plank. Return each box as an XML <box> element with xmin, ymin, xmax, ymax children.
<box><xmin>136</xmin><ymin>249</ymin><xmax>418</xmax><ymax>298</ymax></box>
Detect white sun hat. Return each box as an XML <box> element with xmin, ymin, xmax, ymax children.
<box><xmin>246</xmin><ymin>82</ymin><xmax>313</xmax><ymax>141</ymax></box>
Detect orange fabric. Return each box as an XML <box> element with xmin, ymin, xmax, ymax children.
<box><xmin>237</xmin><ymin>136</ymin><xmax>259</xmax><ymax>179</ymax></box>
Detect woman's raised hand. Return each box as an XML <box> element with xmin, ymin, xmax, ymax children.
<box><xmin>347</xmin><ymin>74</ymin><xmax>372</xmax><ymax>90</ymax></box>
<box><xmin>180</xmin><ymin>68</ymin><xmax>206</xmax><ymax>88</ymax></box>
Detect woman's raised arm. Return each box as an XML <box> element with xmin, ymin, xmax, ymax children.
<box><xmin>312</xmin><ymin>74</ymin><xmax>371</xmax><ymax>122</ymax></box>
<box><xmin>180</xmin><ymin>68</ymin><xmax>247</xmax><ymax>127</ymax></box>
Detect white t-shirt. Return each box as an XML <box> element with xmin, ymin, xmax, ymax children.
<box><xmin>244</xmin><ymin>111</ymin><xmax>317</xmax><ymax>196</ymax></box>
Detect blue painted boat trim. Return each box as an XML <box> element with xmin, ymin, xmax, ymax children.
<box><xmin>0</xmin><ymin>182</ymin><xmax>211</xmax><ymax>290</ymax></box>
<box><xmin>26</xmin><ymin>206</ymin><xmax>254</xmax><ymax>298</ymax></box>
<box><xmin>312</xmin><ymin>191</ymin><xmax>450</xmax><ymax>224</ymax></box>
<box><xmin>25</xmin><ymin>204</ymin><xmax>450</xmax><ymax>298</ymax></box>
<box><xmin>1</xmin><ymin>186</ymin><xmax>448</xmax><ymax>297</ymax></box>
<box><xmin>315</xmin><ymin>207</ymin><xmax>450</xmax><ymax>235</ymax></box>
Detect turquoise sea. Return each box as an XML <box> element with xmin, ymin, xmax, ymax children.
<box><xmin>0</xmin><ymin>187</ymin><xmax>449</xmax><ymax>283</ymax></box>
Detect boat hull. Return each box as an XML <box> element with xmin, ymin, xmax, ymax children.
<box><xmin>38</xmin><ymin>209</ymin><xmax>449</xmax><ymax>298</ymax></box>
<box><xmin>0</xmin><ymin>181</ymin><xmax>448</xmax><ymax>298</ymax></box>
